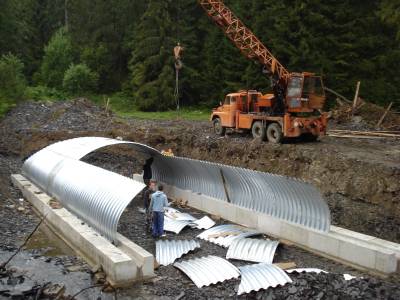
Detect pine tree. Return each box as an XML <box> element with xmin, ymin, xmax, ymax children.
<box><xmin>129</xmin><ymin>1</ymin><xmax>175</xmax><ymax>111</ymax></box>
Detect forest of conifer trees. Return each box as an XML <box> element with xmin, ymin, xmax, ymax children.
<box><xmin>0</xmin><ymin>0</ymin><xmax>399</xmax><ymax>113</ymax></box>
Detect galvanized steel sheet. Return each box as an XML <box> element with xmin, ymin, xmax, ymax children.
<box><xmin>238</xmin><ymin>263</ymin><xmax>292</xmax><ymax>295</ymax></box>
<box><xmin>286</xmin><ymin>268</ymin><xmax>328</xmax><ymax>274</ymax></box>
<box><xmin>156</xmin><ymin>239</ymin><xmax>200</xmax><ymax>266</ymax></box>
<box><xmin>226</xmin><ymin>238</ymin><xmax>279</xmax><ymax>263</ymax></box>
<box><xmin>164</xmin><ymin>216</ymin><xmax>192</xmax><ymax>234</ymax></box>
<box><xmin>192</xmin><ymin>216</ymin><xmax>215</xmax><ymax>230</ymax></box>
<box><xmin>22</xmin><ymin>136</ymin><xmax>330</xmax><ymax>245</ymax></box>
<box><xmin>174</xmin><ymin>255</ymin><xmax>240</xmax><ymax>288</ymax></box>
<box><xmin>197</xmin><ymin>225</ymin><xmax>261</xmax><ymax>248</ymax></box>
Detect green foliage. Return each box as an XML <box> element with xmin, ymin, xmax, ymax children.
<box><xmin>62</xmin><ymin>64</ymin><xmax>99</xmax><ymax>95</ymax></box>
<box><xmin>0</xmin><ymin>53</ymin><xmax>27</xmax><ymax>101</ymax></box>
<box><xmin>1</xmin><ymin>0</ymin><xmax>399</xmax><ymax>110</ymax></box>
<box><xmin>39</xmin><ymin>27</ymin><xmax>74</xmax><ymax>88</ymax></box>
<box><xmin>129</xmin><ymin>1</ymin><xmax>176</xmax><ymax>111</ymax></box>
<box><xmin>25</xmin><ymin>85</ymin><xmax>66</xmax><ymax>101</ymax></box>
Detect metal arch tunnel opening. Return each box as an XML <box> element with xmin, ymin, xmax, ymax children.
<box><xmin>21</xmin><ymin>137</ymin><xmax>331</xmax><ymax>244</ymax></box>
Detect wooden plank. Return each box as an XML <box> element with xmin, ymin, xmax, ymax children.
<box><xmin>376</xmin><ymin>102</ymin><xmax>393</xmax><ymax>128</ymax></box>
<box><xmin>324</xmin><ymin>87</ymin><xmax>352</xmax><ymax>104</ymax></box>
<box><xmin>352</xmin><ymin>81</ymin><xmax>361</xmax><ymax>116</ymax></box>
<box><xmin>274</xmin><ymin>262</ymin><xmax>296</xmax><ymax>270</ymax></box>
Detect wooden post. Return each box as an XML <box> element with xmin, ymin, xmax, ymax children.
<box><xmin>219</xmin><ymin>169</ymin><xmax>231</xmax><ymax>203</ymax></box>
<box><xmin>352</xmin><ymin>81</ymin><xmax>361</xmax><ymax>116</ymax></box>
<box><xmin>105</xmin><ymin>98</ymin><xmax>110</xmax><ymax>113</ymax></box>
<box><xmin>376</xmin><ymin>102</ymin><xmax>393</xmax><ymax>128</ymax></box>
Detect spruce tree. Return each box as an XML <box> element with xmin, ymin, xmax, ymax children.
<box><xmin>129</xmin><ymin>1</ymin><xmax>175</xmax><ymax>111</ymax></box>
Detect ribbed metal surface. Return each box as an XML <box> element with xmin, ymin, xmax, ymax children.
<box><xmin>22</xmin><ymin>136</ymin><xmax>330</xmax><ymax>234</ymax></box>
<box><xmin>154</xmin><ymin>155</ymin><xmax>330</xmax><ymax>232</ymax></box>
<box><xmin>192</xmin><ymin>216</ymin><xmax>215</xmax><ymax>230</ymax></box>
<box><xmin>286</xmin><ymin>268</ymin><xmax>328</xmax><ymax>274</ymax></box>
<box><xmin>197</xmin><ymin>225</ymin><xmax>261</xmax><ymax>248</ymax></box>
<box><xmin>164</xmin><ymin>216</ymin><xmax>192</xmax><ymax>234</ymax></box>
<box><xmin>226</xmin><ymin>238</ymin><xmax>279</xmax><ymax>263</ymax></box>
<box><xmin>238</xmin><ymin>263</ymin><xmax>292</xmax><ymax>295</ymax></box>
<box><xmin>174</xmin><ymin>255</ymin><xmax>240</xmax><ymax>288</ymax></box>
<box><xmin>156</xmin><ymin>240</ymin><xmax>200</xmax><ymax>266</ymax></box>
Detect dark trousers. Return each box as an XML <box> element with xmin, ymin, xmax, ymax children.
<box><xmin>152</xmin><ymin>211</ymin><xmax>164</xmax><ymax>237</ymax></box>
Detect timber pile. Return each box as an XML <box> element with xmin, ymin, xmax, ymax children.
<box><xmin>327</xmin><ymin>129</ymin><xmax>400</xmax><ymax>139</ymax></box>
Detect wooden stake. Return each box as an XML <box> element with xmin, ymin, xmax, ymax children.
<box><xmin>324</xmin><ymin>87</ymin><xmax>352</xmax><ymax>104</ymax></box>
<box><xmin>351</xmin><ymin>81</ymin><xmax>361</xmax><ymax>116</ymax></box>
<box><xmin>220</xmin><ymin>169</ymin><xmax>231</xmax><ymax>203</ymax></box>
<box><xmin>376</xmin><ymin>102</ymin><xmax>393</xmax><ymax>128</ymax></box>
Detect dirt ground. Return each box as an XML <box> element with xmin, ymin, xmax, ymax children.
<box><xmin>0</xmin><ymin>99</ymin><xmax>399</xmax><ymax>299</ymax></box>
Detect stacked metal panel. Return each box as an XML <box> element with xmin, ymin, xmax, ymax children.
<box><xmin>237</xmin><ymin>263</ymin><xmax>292</xmax><ymax>295</ymax></box>
<box><xmin>226</xmin><ymin>238</ymin><xmax>279</xmax><ymax>263</ymax></box>
<box><xmin>197</xmin><ymin>224</ymin><xmax>261</xmax><ymax>247</ymax></box>
<box><xmin>174</xmin><ymin>255</ymin><xmax>240</xmax><ymax>288</ymax></box>
<box><xmin>164</xmin><ymin>216</ymin><xmax>192</xmax><ymax>234</ymax></box>
<box><xmin>156</xmin><ymin>240</ymin><xmax>200</xmax><ymax>266</ymax></box>
<box><xmin>191</xmin><ymin>216</ymin><xmax>215</xmax><ymax>230</ymax></box>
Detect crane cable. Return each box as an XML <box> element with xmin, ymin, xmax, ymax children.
<box><xmin>174</xmin><ymin>0</ymin><xmax>182</xmax><ymax>112</ymax></box>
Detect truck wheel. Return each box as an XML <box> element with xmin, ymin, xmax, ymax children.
<box><xmin>267</xmin><ymin>123</ymin><xmax>283</xmax><ymax>143</ymax></box>
<box><xmin>213</xmin><ymin>118</ymin><xmax>225</xmax><ymax>136</ymax></box>
<box><xmin>303</xmin><ymin>133</ymin><xmax>319</xmax><ymax>142</ymax></box>
<box><xmin>251</xmin><ymin>121</ymin><xmax>267</xmax><ymax>141</ymax></box>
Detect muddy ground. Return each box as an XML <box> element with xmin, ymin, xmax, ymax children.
<box><xmin>0</xmin><ymin>99</ymin><xmax>399</xmax><ymax>299</ymax></box>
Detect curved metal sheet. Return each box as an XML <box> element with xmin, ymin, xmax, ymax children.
<box><xmin>238</xmin><ymin>263</ymin><xmax>292</xmax><ymax>295</ymax></box>
<box><xmin>164</xmin><ymin>216</ymin><xmax>192</xmax><ymax>234</ymax></box>
<box><xmin>192</xmin><ymin>216</ymin><xmax>215</xmax><ymax>230</ymax></box>
<box><xmin>22</xmin><ymin>136</ymin><xmax>330</xmax><ymax>233</ymax></box>
<box><xmin>197</xmin><ymin>225</ymin><xmax>261</xmax><ymax>248</ymax></box>
<box><xmin>286</xmin><ymin>268</ymin><xmax>328</xmax><ymax>274</ymax></box>
<box><xmin>226</xmin><ymin>238</ymin><xmax>279</xmax><ymax>263</ymax></box>
<box><xmin>156</xmin><ymin>239</ymin><xmax>200</xmax><ymax>266</ymax></box>
<box><xmin>174</xmin><ymin>255</ymin><xmax>240</xmax><ymax>288</ymax></box>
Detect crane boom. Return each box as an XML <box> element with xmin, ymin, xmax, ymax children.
<box><xmin>198</xmin><ymin>0</ymin><xmax>290</xmax><ymax>82</ymax></box>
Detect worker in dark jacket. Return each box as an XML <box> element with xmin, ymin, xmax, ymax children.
<box><xmin>142</xmin><ymin>157</ymin><xmax>154</xmax><ymax>186</ymax></box>
<box><xmin>149</xmin><ymin>185</ymin><xmax>169</xmax><ymax>238</ymax></box>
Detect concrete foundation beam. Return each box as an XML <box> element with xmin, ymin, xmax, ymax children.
<box><xmin>11</xmin><ymin>174</ymin><xmax>154</xmax><ymax>287</ymax></box>
<box><xmin>154</xmin><ymin>178</ymin><xmax>398</xmax><ymax>275</ymax></box>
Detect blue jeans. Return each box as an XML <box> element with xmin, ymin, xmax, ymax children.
<box><xmin>152</xmin><ymin>211</ymin><xmax>164</xmax><ymax>237</ymax></box>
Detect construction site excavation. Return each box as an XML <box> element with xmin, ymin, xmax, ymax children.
<box><xmin>1</xmin><ymin>0</ymin><xmax>400</xmax><ymax>299</ymax></box>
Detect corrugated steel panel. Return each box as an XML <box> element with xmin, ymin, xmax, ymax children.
<box><xmin>238</xmin><ymin>263</ymin><xmax>292</xmax><ymax>295</ymax></box>
<box><xmin>226</xmin><ymin>238</ymin><xmax>279</xmax><ymax>263</ymax></box>
<box><xmin>191</xmin><ymin>216</ymin><xmax>215</xmax><ymax>230</ymax></box>
<box><xmin>22</xmin><ymin>137</ymin><xmax>330</xmax><ymax>234</ymax></box>
<box><xmin>286</xmin><ymin>268</ymin><xmax>328</xmax><ymax>274</ymax></box>
<box><xmin>197</xmin><ymin>225</ymin><xmax>261</xmax><ymax>248</ymax></box>
<box><xmin>156</xmin><ymin>239</ymin><xmax>200</xmax><ymax>266</ymax></box>
<box><xmin>165</xmin><ymin>208</ymin><xmax>197</xmax><ymax>222</ymax></box>
<box><xmin>164</xmin><ymin>216</ymin><xmax>191</xmax><ymax>234</ymax></box>
<box><xmin>174</xmin><ymin>255</ymin><xmax>240</xmax><ymax>288</ymax></box>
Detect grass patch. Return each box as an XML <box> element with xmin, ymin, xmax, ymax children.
<box><xmin>91</xmin><ymin>93</ymin><xmax>211</xmax><ymax>121</ymax></box>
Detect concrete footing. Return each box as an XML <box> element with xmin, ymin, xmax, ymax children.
<box><xmin>11</xmin><ymin>174</ymin><xmax>154</xmax><ymax>287</ymax></box>
<box><xmin>132</xmin><ymin>174</ymin><xmax>399</xmax><ymax>275</ymax></box>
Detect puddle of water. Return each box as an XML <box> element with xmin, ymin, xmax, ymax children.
<box><xmin>24</xmin><ymin>223</ymin><xmax>75</xmax><ymax>256</ymax></box>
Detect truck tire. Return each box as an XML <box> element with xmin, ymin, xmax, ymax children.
<box><xmin>267</xmin><ymin>123</ymin><xmax>283</xmax><ymax>143</ymax></box>
<box><xmin>303</xmin><ymin>133</ymin><xmax>319</xmax><ymax>142</ymax></box>
<box><xmin>213</xmin><ymin>118</ymin><xmax>226</xmax><ymax>136</ymax></box>
<box><xmin>251</xmin><ymin>121</ymin><xmax>267</xmax><ymax>141</ymax></box>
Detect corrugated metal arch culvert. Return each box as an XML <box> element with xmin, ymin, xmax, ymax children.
<box><xmin>22</xmin><ymin>137</ymin><xmax>331</xmax><ymax>242</ymax></box>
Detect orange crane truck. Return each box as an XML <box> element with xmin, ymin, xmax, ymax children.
<box><xmin>199</xmin><ymin>0</ymin><xmax>328</xmax><ymax>143</ymax></box>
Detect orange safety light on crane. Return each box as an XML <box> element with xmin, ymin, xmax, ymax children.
<box><xmin>199</xmin><ymin>0</ymin><xmax>327</xmax><ymax>143</ymax></box>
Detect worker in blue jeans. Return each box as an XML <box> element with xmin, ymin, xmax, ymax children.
<box><xmin>149</xmin><ymin>184</ymin><xmax>169</xmax><ymax>238</ymax></box>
